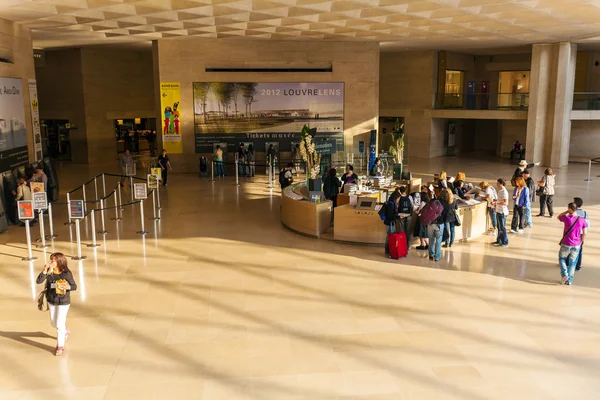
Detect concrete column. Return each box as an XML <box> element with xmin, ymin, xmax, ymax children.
<box><xmin>526</xmin><ymin>42</ymin><xmax>576</xmax><ymax>167</ymax></box>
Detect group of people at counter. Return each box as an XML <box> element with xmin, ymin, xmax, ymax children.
<box><xmin>379</xmin><ymin>160</ymin><xmax>589</xmax><ymax>286</ymax></box>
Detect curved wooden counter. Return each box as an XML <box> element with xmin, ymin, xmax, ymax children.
<box><xmin>281</xmin><ymin>182</ymin><xmax>332</xmax><ymax>238</ymax></box>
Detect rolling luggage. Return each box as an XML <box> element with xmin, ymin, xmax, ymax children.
<box><xmin>388</xmin><ymin>232</ymin><xmax>408</xmax><ymax>259</ymax></box>
<box><xmin>419</xmin><ymin>199</ymin><xmax>443</xmax><ymax>226</ymax></box>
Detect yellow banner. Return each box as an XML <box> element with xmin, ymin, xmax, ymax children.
<box><xmin>160</xmin><ymin>82</ymin><xmax>182</xmax><ymax>153</ymax></box>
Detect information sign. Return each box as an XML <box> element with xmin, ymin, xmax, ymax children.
<box><xmin>358</xmin><ymin>141</ymin><xmax>365</xmax><ymax>154</ymax></box>
<box><xmin>17</xmin><ymin>201</ymin><xmax>34</xmax><ymax>220</ymax></box>
<box><xmin>134</xmin><ymin>183</ymin><xmax>147</xmax><ymax>200</ymax></box>
<box><xmin>30</xmin><ymin>182</ymin><xmax>44</xmax><ymax>194</ymax></box>
<box><xmin>69</xmin><ymin>200</ymin><xmax>84</xmax><ymax>219</ymax></box>
<box><xmin>33</xmin><ymin>192</ymin><xmax>48</xmax><ymax>210</ymax></box>
<box><xmin>151</xmin><ymin>167</ymin><xmax>162</xmax><ymax>180</ymax></box>
<box><xmin>147</xmin><ymin>174</ymin><xmax>159</xmax><ymax>190</ymax></box>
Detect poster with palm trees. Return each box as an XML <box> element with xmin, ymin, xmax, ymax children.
<box><xmin>193</xmin><ymin>82</ymin><xmax>344</xmax><ymax>135</ymax></box>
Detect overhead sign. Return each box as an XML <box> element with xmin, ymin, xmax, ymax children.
<box><xmin>147</xmin><ymin>174</ymin><xmax>159</xmax><ymax>190</ymax></box>
<box><xmin>17</xmin><ymin>201</ymin><xmax>34</xmax><ymax>220</ymax></box>
<box><xmin>69</xmin><ymin>200</ymin><xmax>84</xmax><ymax>219</ymax></box>
<box><xmin>134</xmin><ymin>183</ymin><xmax>147</xmax><ymax>200</ymax></box>
<box><xmin>33</xmin><ymin>192</ymin><xmax>48</xmax><ymax>210</ymax></box>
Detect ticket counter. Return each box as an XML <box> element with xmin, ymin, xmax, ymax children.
<box><xmin>334</xmin><ymin>204</ymin><xmax>387</xmax><ymax>244</ymax></box>
<box><xmin>281</xmin><ymin>182</ymin><xmax>332</xmax><ymax>238</ymax></box>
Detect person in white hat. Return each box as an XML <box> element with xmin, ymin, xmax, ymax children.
<box><xmin>511</xmin><ymin>159</ymin><xmax>537</xmax><ymax>187</ymax></box>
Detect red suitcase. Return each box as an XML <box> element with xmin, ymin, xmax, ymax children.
<box><xmin>388</xmin><ymin>232</ymin><xmax>408</xmax><ymax>259</ymax></box>
<box><xmin>419</xmin><ymin>199</ymin><xmax>444</xmax><ymax>226</ymax></box>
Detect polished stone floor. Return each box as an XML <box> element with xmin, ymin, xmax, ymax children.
<box><xmin>0</xmin><ymin>156</ymin><xmax>599</xmax><ymax>400</ymax></box>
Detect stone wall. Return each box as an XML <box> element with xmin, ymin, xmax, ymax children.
<box><xmin>154</xmin><ymin>38</ymin><xmax>379</xmax><ymax>172</ymax></box>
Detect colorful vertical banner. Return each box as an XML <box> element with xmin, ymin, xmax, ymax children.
<box><xmin>28</xmin><ymin>79</ymin><xmax>43</xmax><ymax>161</ymax></box>
<box><xmin>160</xmin><ymin>82</ymin><xmax>182</xmax><ymax>154</ymax></box>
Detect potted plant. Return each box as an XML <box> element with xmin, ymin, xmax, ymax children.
<box><xmin>389</xmin><ymin>118</ymin><xmax>404</xmax><ymax>180</ymax></box>
<box><xmin>299</xmin><ymin>124</ymin><xmax>322</xmax><ymax>191</ymax></box>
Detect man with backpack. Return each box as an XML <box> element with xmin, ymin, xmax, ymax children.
<box><xmin>396</xmin><ymin>186</ymin><xmax>414</xmax><ymax>251</ymax></box>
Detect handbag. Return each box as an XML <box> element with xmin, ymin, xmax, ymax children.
<box><xmin>453</xmin><ymin>209</ymin><xmax>462</xmax><ymax>227</ymax></box>
<box><xmin>536</xmin><ymin>178</ymin><xmax>546</xmax><ymax>196</ymax></box>
<box><xmin>559</xmin><ymin>217</ymin><xmax>579</xmax><ymax>246</ymax></box>
<box><xmin>37</xmin><ymin>290</ymin><xmax>47</xmax><ymax>311</ymax></box>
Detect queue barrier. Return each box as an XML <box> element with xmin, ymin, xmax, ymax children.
<box><xmin>20</xmin><ymin>171</ymin><xmax>162</xmax><ymax>262</ymax></box>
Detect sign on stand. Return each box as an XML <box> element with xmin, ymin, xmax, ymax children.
<box><xmin>69</xmin><ymin>200</ymin><xmax>84</xmax><ymax>219</ymax></box>
<box><xmin>147</xmin><ymin>174</ymin><xmax>159</xmax><ymax>190</ymax></box>
<box><xmin>134</xmin><ymin>183</ymin><xmax>148</xmax><ymax>200</ymax></box>
<box><xmin>33</xmin><ymin>192</ymin><xmax>48</xmax><ymax>210</ymax></box>
<box><xmin>18</xmin><ymin>201</ymin><xmax>34</xmax><ymax>220</ymax></box>
<box><xmin>151</xmin><ymin>167</ymin><xmax>162</xmax><ymax>181</ymax></box>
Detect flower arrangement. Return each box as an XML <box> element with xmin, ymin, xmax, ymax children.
<box><xmin>299</xmin><ymin>125</ymin><xmax>321</xmax><ymax>179</ymax></box>
<box><xmin>389</xmin><ymin>118</ymin><xmax>405</xmax><ymax>164</ymax></box>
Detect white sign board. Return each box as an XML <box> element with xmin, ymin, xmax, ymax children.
<box><xmin>147</xmin><ymin>174</ymin><xmax>159</xmax><ymax>190</ymax></box>
<box><xmin>134</xmin><ymin>183</ymin><xmax>147</xmax><ymax>200</ymax></box>
<box><xmin>33</xmin><ymin>192</ymin><xmax>48</xmax><ymax>210</ymax></box>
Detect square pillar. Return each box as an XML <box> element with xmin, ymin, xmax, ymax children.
<box><xmin>526</xmin><ymin>42</ymin><xmax>576</xmax><ymax>167</ymax></box>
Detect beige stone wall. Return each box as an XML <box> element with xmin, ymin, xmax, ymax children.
<box><xmin>570</xmin><ymin>120</ymin><xmax>600</xmax><ymax>159</ymax></box>
<box><xmin>155</xmin><ymin>38</ymin><xmax>379</xmax><ymax>172</ymax></box>
<box><xmin>81</xmin><ymin>48</ymin><xmax>155</xmax><ymax>165</ymax></box>
<box><xmin>0</xmin><ymin>19</ymin><xmax>36</xmax><ymax>164</ymax></box>
<box><xmin>379</xmin><ymin>51</ymin><xmax>437</xmax><ymax>158</ymax></box>
<box><xmin>36</xmin><ymin>49</ymin><xmax>88</xmax><ymax>163</ymax></box>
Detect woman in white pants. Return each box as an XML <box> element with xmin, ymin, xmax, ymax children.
<box><xmin>36</xmin><ymin>253</ymin><xmax>77</xmax><ymax>356</ymax></box>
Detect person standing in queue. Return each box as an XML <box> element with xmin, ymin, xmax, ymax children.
<box><xmin>214</xmin><ymin>145</ymin><xmax>225</xmax><ymax>178</ymax></box>
<box><xmin>396</xmin><ymin>186</ymin><xmax>414</xmax><ymax>251</ymax></box>
<box><xmin>158</xmin><ymin>149</ymin><xmax>172</xmax><ymax>186</ymax></box>
<box><xmin>383</xmin><ymin>192</ymin><xmax>400</xmax><ymax>258</ymax></box>
<box><xmin>428</xmin><ymin>189</ymin><xmax>450</xmax><ymax>262</ymax></box>
<box><xmin>247</xmin><ymin>144</ymin><xmax>256</xmax><ymax>178</ymax></box>
<box><xmin>494</xmin><ymin>178</ymin><xmax>509</xmax><ymax>247</ymax></box>
<box><xmin>36</xmin><ymin>253</ymin><xmax>77</xmax><ymax>356</ymax></box>
<box><xmin>442</xmin><ymin>189</ymin><xmax>457</xmax><ymax>248</ymax></box>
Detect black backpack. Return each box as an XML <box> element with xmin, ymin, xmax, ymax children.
<box><xmin>399</xmin><ymin>195</ymin><xmax>412</xmax><ymax>214</ymax></box>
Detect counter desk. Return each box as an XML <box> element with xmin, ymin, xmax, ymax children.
<box><xmin>333</xmin><ymin>204</ymin><xmax>387</xmax><ymax>244</ymax></box>
<box><xmin>281</xmin><ymin>182</ymin><xmax>332</xmax><ymax>238</ymax></box>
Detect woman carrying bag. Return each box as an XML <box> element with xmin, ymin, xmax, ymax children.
<box><xmin>537</xmin><ymin>168</ymin><xmax>556</xmax><ymax>217</ymax></box>
<box><xmin>36</xmin><ymin>253</ymin><xmax>77</xmax><ymax>356</ymax></box>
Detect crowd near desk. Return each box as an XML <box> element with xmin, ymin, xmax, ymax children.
<box><xmin>334</xmin><ymin>204</ymin><xmax>387</xmax><ymax>244</ymax></box>
<box><xmin>281</xmin><ymin>182</ymin><xmax>332</xmax><ymax>238</ymax></box>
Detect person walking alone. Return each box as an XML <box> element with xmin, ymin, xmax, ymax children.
<box><xmin>36</xmin><ymin>253</ymin><xmax>77</xmax><ymax>356</ymax></box>
<box><xmin>557</xmin><ymin>203</ymin><xmax>588</xmax><ymax>285</ymax></box>
<box><xmin>158</xmin><ymin>149</ymin><xmax>172</xmax><ymax>186</ymax></box>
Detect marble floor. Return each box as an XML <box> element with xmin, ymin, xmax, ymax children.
<box><xmin>0</xmin><ymin>156</ymin><xmax>599</xmax><ymax>400</ymax></box>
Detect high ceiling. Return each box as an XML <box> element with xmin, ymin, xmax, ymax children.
<box><xmin>3</xmin><ymin>0</ymin><xmax>600</xmax><ymax>50</ymax></box>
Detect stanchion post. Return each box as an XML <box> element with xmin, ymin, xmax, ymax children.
<box><xmin>72</xmin><ymin>219</ymin><xmax>86</xmax><ymax>260</ymax></box>
<box><xmin>37</xmin><ymin>210</ymin><xmax>49</xmax><ymax>248</ymax></box>
<box><xmin>234</xmin><ymin>153</ymin><xmax>240</xmax><ymax>187</ymax></box>
<box><xmin>268</xmin><ymin>157</ymin><xmax>273</xmax><ymax>189</ymax></box>
<box><xmin>88</xmin><ymin>210</ymin><xmax>100</xmax><ymax>247</ymax></box>
<box><xmin>157</xmin><ymin>183</ymin><xmax>161</xmax><ymax>210</ymax></box>
<box><xmin>111</xmin><ymin>189</ymin><xmax>122</xmax><ymax>221</ymax></box>
<box><xmin>82</xmin><ymin>183</ymin><xmax>87</xmax><ymax>213</ymax></box>
<box><xmin>585</xmin><ymin>159</ymin><xmax>592</xmax><ymax>182</ymax></box>
<box><xmin>99</xmin><ymin>199</ymin><xmax>108</xmax><ymax>234</ymax></box>
<box><xmin>22</xmin><ymin>220</ymin><xmax>38</xmax><ymax>261</ymax></box>
<box><xmin>94</xmin><ymin>177</ymin><xmax>98</xmax><ymax>203</ymax></box>
<box><xmin>65</xmin><ymin>192</ymin><xmax>74</xmax><ymax>225</ymax></box>
<box><xmin>151</xmin><ymin>189</ymin><xmax>159</xmax><ymax>220</ymax></box>
<box><xmin>130</xmin><ymin>176</ymin><xmax>134</xmax><ymax>202</ymax></box>
<box><xmin>47</xmin><ymin>203</ymin><xmax>57</xmax><ymax>238</ymax></box>
<box><xmin>118</xmin><ymin>181</ymin><xmax>123</xmax><ymax>209</ymax></box>
<box><xmin>210</xmin><ymin>160</ymin><xmax>215</xmax><ymax>183</ymax></box>
<box><xmin>137</xmin><ymin>199</ymin><xmax>148</xmax><ymax>235</ymax></box>
<box><xmin>102</xmin><ymin>173</ymin><xmax>106</xmax><ymax>197</ymax></box>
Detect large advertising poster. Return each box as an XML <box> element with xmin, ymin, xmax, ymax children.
<box><xmin>193</xmin><ymin>82</ymin><xmax>344</xmax><ymax>153</ymax></box>
<box><xmin>160</xmin><ymin>82</ymin><xmax>182</xmax><ymax>154</ymax></box>
<box><xmin>28</xmin><ymin>79</ymin><xmax>43</xmax><ymax>161</ymax></box>
<box><xmin>0</xmin><ymin>77</ymin><xmax>29</xmax><ymax>172</ymax></box>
